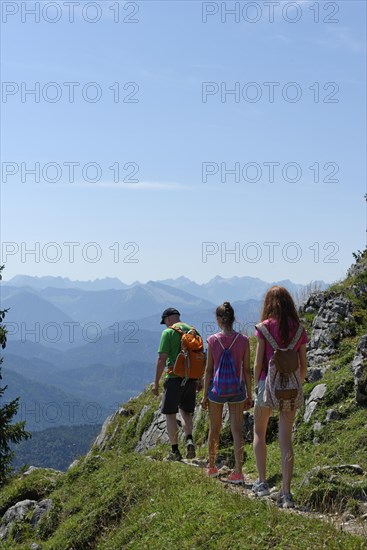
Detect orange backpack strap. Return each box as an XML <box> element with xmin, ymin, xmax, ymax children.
<box><xmin>169</xmin><ymin>324</ymin><xmax>185</xmax><ymax>337</ymax></box>
<box><xmin>170</xmin><ymin>324</ymin><xmax>198</xmax><ymax>336</ymax></box>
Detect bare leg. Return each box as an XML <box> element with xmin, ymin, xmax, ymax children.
<box><xmin>166</xmin><ymin>414</ymin><xmax>178</xmax><ymax>445</ymax></box>
<box><xmin>279</xmin><ymin>409</ymin><xmax>297</xmax><ymax>493</ymax></box>
<box><xmin>253</xmin><ymin>405</ymin><xmax>272</xmax><ymax>482</ymax></box>
<box><xmin>208</xmin><ymin>402</ymin><xmax>223</xmax><ymax>468</ymax></box>
<box><xmin>179</xmin><ymin>408</ymin><xmax>193</xmax><ymax>437</ymax></box>
<box><xmin>228</xmin><ymin>402</ymin><xmax>245</xmax><ymax>473</ymax></box>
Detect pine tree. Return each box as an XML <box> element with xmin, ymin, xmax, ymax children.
<box><xmin>0</xmin><ymin>265</ymin><xmax>31</xmax><ymax>485</ymax></box>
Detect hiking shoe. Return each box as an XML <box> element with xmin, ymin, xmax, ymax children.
<box><xmin>207</xmin><ymin>466</ymin><xmax>219</xmax><ymax>478</ymax></box>
<box><xmin>166</xmin><ymin>449</ymin><xmax>182</xmax><ymax>461</ymax></box>
<box><xmin>227</xmin><ymin>471</ymin><xmax>244</xmax><ymax>484</ymax></box>
<box><xmin>278</xmin><ymin>492</ymin><xmax>295</xmax><ymax>509</ymax></box>
<box><xmin>252</xmin><ymin>480</ymin><xmax>270</xmax><ymax>497</ymax></box>
<box><xmin>186</xmin><ymin>439</ymin><xmax>196</xmax><ymax>459</ymax></box>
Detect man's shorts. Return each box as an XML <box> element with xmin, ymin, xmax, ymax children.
<box><xmin>208</xmin><ymin>381</ymin><xmax>246</xmax><ymax>405</ymax></box>
<box><xmin>161</xmin><ymin>377</ymin><xmax>197</xmax><ymax>415</ymax></box>
<box><xmin>254</xmin><ymin>379</ymin><xmax>272</xmax><ymax>409</ymax></box>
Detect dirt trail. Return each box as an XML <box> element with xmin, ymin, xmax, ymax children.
<box><xmin>179</xmin><ymin>458</ymin><xmax>367</xmax><ymax>540</ymax></box>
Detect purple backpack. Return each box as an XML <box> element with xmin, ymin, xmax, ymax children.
<box><xmin>212</xmin><ymin>334</ymin><xmax>241</xmax><ymax>397</ymax></box>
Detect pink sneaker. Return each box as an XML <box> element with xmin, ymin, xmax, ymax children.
<box><xmin>227</xmin><ymin>471</ymin><xmax>244</xmax><ymax>484</ymax></box>
<box><xmin>207</xmin><ymin>467</ymin><xmax>219</xmax><ymax>478</ymax></box>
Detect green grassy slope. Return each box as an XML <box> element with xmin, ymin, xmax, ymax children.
<box><xmin>0</xmin><ymin>437</ymin><xmax>365</xmax><ymax>549</ymax></box>
<box><xmin>0</xmin><ymin>378</ymin><xmax>366</xmax><ymax>549</ymax></box>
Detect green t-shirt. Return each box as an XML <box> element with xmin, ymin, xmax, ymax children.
<box><xmin>158</xmin><ymin>322</ymin><xmax>193</xmax><ymax>378</ymax></box>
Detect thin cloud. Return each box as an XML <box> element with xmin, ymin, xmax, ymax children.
<box><xmin>71</xmin><ymin>181</ymin><xmax>186</xmax><ymax>190</ymax></box>
<box><xmin>269</xmin><ymin>34</ymin><xmax>292</xmax><ymax>44</ymax></box>
<box><xmin>4</xmin><ymin>180</ymin><xmax>186</xmax><ymax>190</ymax></box>
<box><xmin>307</xmin><ymin>25</ymin><xmax>366</xmax><ymax>54</ymax></box>
<box><xmin>115</xmin><ymin>181</ymin><xmax>186</xmax><ymax>191</ymax></box>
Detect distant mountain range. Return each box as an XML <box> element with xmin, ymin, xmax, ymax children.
<box><xmin>2</xmin><ymin>281</ymin><xmax>216</xmax><ymax>333</ymax></box>
<box><xmin>5</xmin><ymin>274</ymin><xmax>131</xmax><ymax>291</ymax></box>
<box><xmin>3</xmin><ymin>365</ymin><xmax>111</xmax><ymax>431</ymax></box>
<box><xmin>5</xmin><ymin>273</ymin><xmax>328</xmax><ymax>302</ymax></box>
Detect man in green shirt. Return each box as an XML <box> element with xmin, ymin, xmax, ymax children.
<box><xmin>152</xmin><ymin>307</ymin><xmax>197</xmax><ymax>461</ymax></box>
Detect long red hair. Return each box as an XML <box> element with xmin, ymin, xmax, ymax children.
<box><xmin>261</xmin><ymin>286</ymin><xmax>299</xmax><ymax>343</ymax></box>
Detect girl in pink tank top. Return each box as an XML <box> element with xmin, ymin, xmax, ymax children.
<box><xmin>201</xmin><ymin>302</ymin><xmax>252</xmax><ymax>483</ymax></box>
<box><xmin>252</xmin><ymin>286</ymin><xmax>308</xmax><ymax>508</ymax></box>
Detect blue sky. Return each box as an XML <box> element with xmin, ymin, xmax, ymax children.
<box><xmin>1</xmin><ymin>0</ymin><xmax>366</xmax><ymax>285</ymax></box>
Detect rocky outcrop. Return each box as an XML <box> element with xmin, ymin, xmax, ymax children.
<box><xmin>0</xmin><ymin>499</ymin><xmax>52</xmax><ymax>541</ymax></box>
<box><xmin>135</xmin><ymin>410</ymin><xmax>169</xmax><ymax>452</ymax></box>
<box><xmin>301</xmin><ymin>464</ymin><xmax>364</xmax><ymax>487</ymax></box>
<box><xmin>351</xmin><ymin>335</ymin><xmax>367</xmax><ymax>405</ymax></box>
<box><xmin>22</xmin><ymin>466</ymin><xmax>61</xmax><ymax>477</ymax></box>
<box><xmin>307</xmin><ymin>296</ymin><xmax>354</xmax><ymax>376</ymax></box>
<box><xmin>300</xmin><ymin>291</ymin><xmax>326</xmax><ymax>315</ymax></box>
<box><xmin>89</xmin><ymin>406</ymin><xmax>134</xmax><ymax>454</ymax></box>
<box><xmin>0</xmin><ymin>499</ymin><xmax>37</xmax><ymax>540</ymax></box>
<box><xmin>30</xmin><ymin>499</ymin><xmax>52</xmax><ymax>528</ymax></box>
<box><xmin>135</xmin><ymin>404</ymin><xmax>269</xmax><ymax>454</ymax></box>
<box><xmin>303</xmin><ymin>384</ymin><xmax>327</xmax><ymax>423</ymax></box>
<box><xmin>347</xmin><ymin>252</ymin><xmax>367</xmax><ymax>278</ymax></box>
<box><xmin>136</xmin><ymin>403</ymin><xmax>209</xmax><ymax>452</ymax></box>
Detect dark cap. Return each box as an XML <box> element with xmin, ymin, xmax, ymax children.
<box><xmin>160</xmin><ymin>307</ymin><xmax>180</xmax><ymax>324</ymax></box>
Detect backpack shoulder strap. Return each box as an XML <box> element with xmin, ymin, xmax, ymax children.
<box><xmin>213</xmin><ymin>334</ymin><xmax>225</xmax><ymax>350</ymax></box>
<box><xmin>255</xmin><ymin>323</ymin><xmax>279</xmax><ymax>351</ymax></box>
<box><xmin>288</xmin><ymin>324</ymin><xmax>304</xmax><ymax>350</ymax></box>
<box><xmin>169</xmin><ymin>324</ymin><xmax>184</xmax><ymax>336</ymax></box>
<box><xmin>171</xmin><ymin>324</ymin><xmax>198</xmax><ymax>334</ymax></box>
<box><xmin>214</xmin><ymin>333</ymin><xmax>240</xmax><ymax>351</ymax></box>
<box><xmin>228</xmin><ymin>333</ymin><xmax>240</xmax><ymax>350</ymax></box>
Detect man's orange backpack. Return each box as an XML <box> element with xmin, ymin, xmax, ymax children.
<box><xmin>170</xmin><ymin>324</ymin><xmax>206</xmax><ymax>381</ymax></box>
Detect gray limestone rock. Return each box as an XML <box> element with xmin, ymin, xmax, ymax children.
<box><xmin>30</xmin><ymin>499</ymin><xmax>53</xmax><ymax>527</ymax></box>
<box><xmin>0</xmin><ymin>498</ymin><xmax>53</xmax><ymax>542</ymax></box>
<box><xmin>307</xmin><ymin>367</ymin><xmax>325</xmax><ymax>383</ymax></box>
<box><xmin>22</xmin><ymin>466</ymin><xmax>61</xmax><ymax>477</ymax></box>
<box><xmin>308</xmin><ymin>384</ymin><xmax>327</xmax><ymax>402</ymax></box>
<box><xmin>347</xmin><ymin>256</ymin><xmax>367</xmax><ymax>278</ymax></box>
<box><xmin>23</xmin><ymin>466</ymin><xmax>41</xmax><ymax>476</ymax></box>
<box><xmin>299</xmin><ymin>292</ymin><xmax>326</xmax><ymax>314</ymax></box>
<box><xmin>307</xmin><ymin>297</ymin><xmax>353</xmax><ymax>368</ymax></box>
<box><xmin>68</xmin><ymin>459</ymin><xmax>80</xmax><ymax>470</ymax></box>
<box><xmin>303</xmin><ymin>384</ymin><xmax>327</xmax><ymax>423</ymax></box>
<box><xmin>0</xmin><ymin>499</ymin><xmax>37</xmax><ymax>540</ymax></box>
<box><xmin>301</xmin><ymin>464</ymin><xmax>364</xmax><ymax>487</ymax></box>
<box><xmin>325</xmin><ymin>409</ymin><xmax>340</xmax><ymax>422</ymax></box>
<box><xmin>89</xmin><ymin>406</ymin><xmax>134</xmax><ymax>454</ymax></box>
<box><xmin>351</xmin><ymin>335</ymin><xmax>367</xmax><ymax>405</ymax></box>
<box><xmin>135</xmin><ymin>410</ymin><xmax>169</xmax><ymax>452</ymax></box>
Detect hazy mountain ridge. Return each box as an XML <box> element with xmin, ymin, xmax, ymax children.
<box><xmin>5</xmin><ymin>273</ymin><xmax>329</xmax><ymax>300</ymax></box>
<box><xmin>2</xmin><ymin>281</ymin><xmax>217</xmax><ymax>333</ymax></box>
<box><xmin>2</xmin><ymin>365</ymin><xmax>109</xmax><ymax>431</ymax></box>
<box><xmin>2</xmin><ymin>290</ymin><xmax>76</xmax><ymax>346</ymax></box>
<box><xmin>5</xmin><ymin>275</ymin><xmax>130</xmax><ymax>291</ymax></box>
